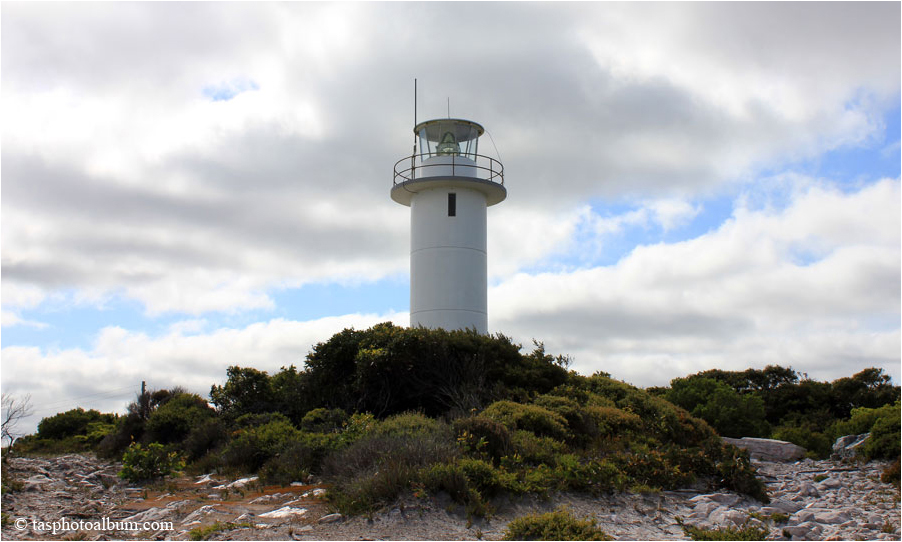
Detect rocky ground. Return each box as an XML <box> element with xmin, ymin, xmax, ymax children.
<box><xmin>1</xmin><ymin>453</ymin><xmax>899</xmax><ymax>540</ymax></box>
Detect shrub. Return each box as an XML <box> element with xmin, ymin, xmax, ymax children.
<box><xmin>831</xmin><ymin>402</ymin><xmax>900</xmax><ymax>460</ymax></box>
<box><xmin>259</xmin><ymin>438</ymin><xmax>324</xmax><ymax>486</ymax></box>
<box><xmin>585</xmin><ymin>406</ymin><xmax>642</xmax><ymax>437</ymax></box>
<box><xmin>37</xmin><ymin>408</ymin><xmax>116</xmax><ymax>440</ymax></box>
<box><xmin>300</xmin><ymin>408</ymin><xmax>348</xmax><ymax>433</ymax></box>
<box><xmin>502</xmin><ymin>509</ymin><xmax>613</xmax><ymax>541</ymax></box>
<box><xmin>509</xmin><ymin>430</ymin><xmax>567</xmax><ymax>466</ymax></box>
<box><xmin>374</xmin><ymin>412</ymin><xmax>444</xmax><ymax>438</ymax></box>
<box><xmin>324</xmin><ymin>432</ymin><xmax>458</xmax><ymax>515</ymax></box>
<box><xmin>772</xmin><ymin>425</ymin><xmax>832</xmax><ymax>459</ymax></box>
<box><xmin>118</xmin><ymin>442</ymin><xmax>183</xmax><ymax>483</ymax></box>
<box><xmin>210</xmin><ymin>366</ymin><xmax>277</xmax><ymax>421</ymax></box>
<box><xmin>97</xmin><ymin>413</ymin><xmax>146</xmax><ymax>459</ymax></box>
<box><xmin>482</xmin><ymin>401</ymin><xmax>570</xmax><ymax>441</ymax></box>
<box><xmin>550</xmin><ymin>454</ymin><xmax>625</xmax><ymax>494</ymax></box>
<box><xmin>710</xmin><ymin>443</ymin><xmax>769</xmax><ymax>503</ymax></box>
<box><xmin>145</xmin><ymin>393</ymin><xmax>215</xmax><ymax>444</ymax></box>
<box><xmin>666</xmin><ymin>377</ymin><xmax>769</xmax><ymax>438</ymax></box>
<box><xmin>881</xmin><ymin>459</ymin><xmax>900</xmax><ymax>487</ymax></box>
<box><xmin>678</xmin><ymin>519</ymin><xmax>769</xmax><ymax>541</ymax></box>
<box><xmin>457</xmin><ymin>457</ymin><xmax>517</xmax><ymax>498</ymax></box>
<box><xmin>863</xmin><ymin>409</ymin><xmax>901</xmax><ymax>461</ymax></box>
<box><xmin>453</xmin><ymin>416</ymin><xmax>512</xmax><ymax>464</ymax></box>
<box><xmin>418</xmin><ymin>459</ymin><xmax>514</xmax><ymax>518</ymax></box>
<box><xmin>182</xmin><ymin>418</ymin><xmax>229</xmax><ymax>462</ymax></box>
<box><xmin>339</xmin><ymin>412</ymin><xmax>378</xmax><ymax>444</ymax></box>
<box><xmin>221</xmin><ymin>416</ymin><xmax>301</xmax><ymax>472</ymax></box>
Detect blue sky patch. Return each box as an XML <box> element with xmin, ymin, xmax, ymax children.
<box><xmin>202</xmin><ymin>77</ymin><xmax>260</xmax><ymax>102</ymax></box>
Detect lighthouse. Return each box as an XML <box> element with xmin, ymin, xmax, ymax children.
<box><xmin>392</xmin><ymin>118</ymin><xmax>506</xmax><ymax>334</ymax></box>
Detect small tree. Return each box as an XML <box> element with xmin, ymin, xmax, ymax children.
<box><xmin>2</xmin><ymin>394</ymin><xmax>34</xmax><ymax>449</ymax></box>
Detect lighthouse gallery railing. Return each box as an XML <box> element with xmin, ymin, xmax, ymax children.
<box><xmin>393</xmin><ymin>153</ymin><xmax>504</xmax><ymax>186</ymax></box>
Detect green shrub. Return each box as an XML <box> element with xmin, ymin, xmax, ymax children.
<box><xmin>831</xmin><ymin>402</ymin><xmax>900</xmax><ymax>460</ymax></box>
<box><xmin>210</xmin><ymin>366</ymin><xmax>277</xmax><ymax>421</ymax></box>
<box><xmin>324</xmin><ymin>433</ymin><xmax>458</xmax><ymax>515</ymax></box>
<box><xmin>374</xmin><ymin>412</ymin><xmax>444</xmax><ymax>438</ymax></box>
<box><xmin>509</xmin><ymin>430</ymin><xmax>567</xmax><ymax>466</ymax></box>
<box><xmin>339</xmin><ymin>412</ymin><xmax>378</xmax><ymax>445</ymax></box>
<box><xmin>550</xmin><ymin>454</ymin><xmax>626</xmax><ymax>494</ymax></box>
<box><xmin>37</xmin><ymin>408</ymin><xmax>116</xmax><ymax>440</ymax></box>
<box><xmin>118</xmin><ymin>442</ymin><xmax>183</xmax><ymax>483</ymax></box>
<box><xmin>585</xmin><ymin>405</ymin><xmax>642</xmax><ymax>436</ymax></box>
<box><xmin>300</xmin><ymin>408</ymin><xmax>348</xmax><ymax>433</ymax></box>
<box><xmin>863</xmin><ymin>411</ymin><xmax>901</xmax><ymax>460</ymax></box>
<box><xmin>502</xmin><ymin>509</ymin><xmax>613</xmax><ymax>541</ymax></box>
<box><xmin>710</xmin><ymin>443</ymin><xmax>769</xmax><ymax>503</ymax></box>
<box><xmin>666</xmin><ymin>377</ymin><xmax>769</xmax><ymax>438</ymax></box>
<box><xmin>453</xmin><ymin>416</ymin><xmax>512</xmax><ymax>464</ymax></box>
<box><xmin>97</xmin><ymin>412</ymin><xmax>146</xmax><ymax>459</ymax></box>
<box><xmin>221</xmin><ymin>416</ymin><xmax>301</xmax><ymax>472</ymax></box>
<box><xmin>182</xmin><ymin>418</ymin><xmax>229</xmax><ymax>462</ymax></box>
<box><xmin>258</xmin><ymin>435</ymin><xmax>335</xmax><ymax>486</ymax></box>
<box><xmin>482</xmin><ymin>401</ymin><xmax>570</xmax><ymax>441</ymax></box>
<box><xmin>145</xmin><ymin>393</ymin><xmax>215</xmax><ymax>444</ymax></box>
<box><xmin>678</xmin><ymin>519</ymin><xmax>769</xmax><ymax>541</ymax></box>
<box><xmin>457</xmin><ymin>458</ymin><xmax>517</xmax><ymax>498</ymax></box>
<box><xmin>533</xmin><ymin>395</ymin><xmax>594</xmax><ymax>442</ymax></box>
<box><xmin>772</xmin><ymin>425</ymin><xmax>832</xmax><ymax>459</ymax></box>
<box><xmin>419</xmin><ymin>461</ymin><xmax>472</xmax><ymax>504</ymax></box>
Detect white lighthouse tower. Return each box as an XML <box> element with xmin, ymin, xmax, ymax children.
<box><xmin>392</xmin><ymin>118</ymin><xmax>506</xmax><ymax>334</ymax></box>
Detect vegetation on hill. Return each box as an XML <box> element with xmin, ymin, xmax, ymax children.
<box><xmin>648</xmin><ymin>365</ymin><xmax>900</xmax><ymax>459</ymax></box>
<box><xmin>11</xmin><ymin>323</ymin><xmax>900</xmax><ymax>517</ymax></box>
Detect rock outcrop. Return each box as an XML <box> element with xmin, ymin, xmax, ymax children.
<box><xmin>722</xmin><ymin>436</ymin><xmax>807</xmax><ymax>461</ymax></box>
<box><xmin>831</xmin><ymin>433</ymin><xmax>870</xmax><ymax>460</ymax></box>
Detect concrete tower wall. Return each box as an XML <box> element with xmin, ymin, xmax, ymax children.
<box><xmin>409</xmin><ymin>186</ymin><xmax>488</xmax><ymax>333</ymax></box>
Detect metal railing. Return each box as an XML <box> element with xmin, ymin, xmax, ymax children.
<box><xmin>393</xmin><ymin>153</ymin><xmax>504</xmax><ymax>186</ymax></box>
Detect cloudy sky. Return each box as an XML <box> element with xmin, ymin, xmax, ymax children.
<box><xmin>2</xmin><ymin>2</ymin><xmax>900</xmax><ymax>434</ymax></box>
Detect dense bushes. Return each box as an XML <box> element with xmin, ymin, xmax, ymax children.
<box><xmin>665</xmin><ymin>377</ymin><xmax>769</xmax><ymax>438</ymax></box>
<box><xmin>37</xmin><ymin>408</ymin><xmax>116</xmax><ymax>441</ymax></box>
<box><xmin>146</xmin><ymin>393</ymin><xmax>215</xmax><ymax>444</ymax></box>
<box><xmin>17</xmin><ymin>324</ymin><xmax>900</xmax><ymax>521</ymax></box>
<box><xmin>118</xmin><ymin>442</ymin><xmax>183</xmax><ymax>483</ymax></box>
<box><xmin>832</xmin><ymin>402</ymin><xmax>900</xmax><ymax>460</ymax></box>
<box><xmin>212</xmin><ymin>324</ymin><xmax>569</xmax><ymax>422</ymax></box>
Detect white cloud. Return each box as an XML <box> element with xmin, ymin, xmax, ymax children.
<box><xmin>1</xmin><ymin>311</ymin><xmax>407</xmax><ymax>434</ymax></box>
<box><xmin>0</xmin><ymin>2</ymin><xmax>898</xmax><ymax>413</ymax></box>
<box><xmin>3</xmin><ymin>3</ymin><xmax>898</xmax><ymax>317</ymax></box>
<box><xmin>490</xmin><ymin>179</ymin><xmax>901</xmax><ymax>386</ymax></box>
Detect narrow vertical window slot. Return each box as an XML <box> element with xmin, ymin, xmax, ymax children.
<box><xmin>448</xmin><ymin>193</ymin><xmax>456</xmax><ymax>217</ymax></box>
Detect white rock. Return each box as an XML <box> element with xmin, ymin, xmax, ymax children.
<box><xmin>123</xmin><ymin>507</ymin><xmax>171</xmax><ymax>523</ymax></box>
<box><xmin>259</xmin><ymin>506</ymin><xmax>308</xmax><ymax>519</ymax></box>
<box><xmin>318</xmin><ymin>513</ymin><xmax>343</xmax><ymax>524</ymax></box>
<box><xmin>817</xmin><ymin>476</ymin><xmax>842</xmax><ymax>489</ymax></box>
<box><xmin>814</xmin><ymin>510</ymin><xmax>852</xmax><ymax>524</ymax></box>
<box><xmin>722</xmin><ymin>437</ymin><xmax>806</xmax><ymax>461</ymax></box>
<box><xmin>194</xmin><ymin>473</ymin><xmax>215</xmax><ymax>485</ymax></box>
<box><xmin>182</xmin><ymin>505</ymin><xmax>226</xmax><ymax>524</ymax></box>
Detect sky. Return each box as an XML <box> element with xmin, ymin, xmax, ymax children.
<box><xmin>2</xmin><ymin>2</ymin><xmax>900</xmax><ymax>435</ymax></box>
